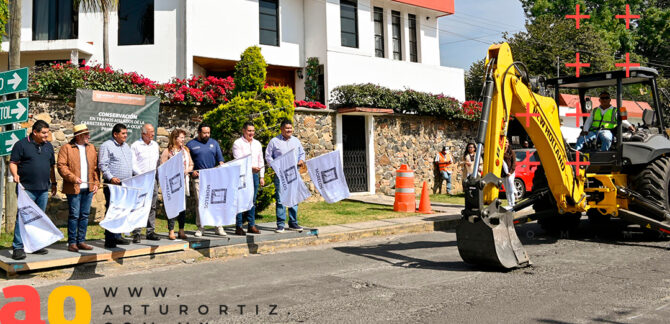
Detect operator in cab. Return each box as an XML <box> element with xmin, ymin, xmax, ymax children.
<box><xmin>575</xmin><ymin>91</ymin><xmax>635</xmax><ymax>151</ymax></box>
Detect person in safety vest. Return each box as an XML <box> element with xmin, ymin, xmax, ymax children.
<box><xmin>433</xmin><ymin>146</ymin><xmax>454</xmax><ymax>194</ymax></box>
<box><xmin>575</xmin><ymin>91</ymin><xmax>635</xmax><ymax>151</ymax></box>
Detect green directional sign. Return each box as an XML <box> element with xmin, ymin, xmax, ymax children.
<box><xmin>0</xmin><ymin>128</ymin><xmax>27</xmax><ymax>156</ymax></box>
<box><xmin>0</xmin><ymin>67</ymin><xmax>29</xmax><ymax>96</ymax></box>
<box><xmin>0</xmin><ymin>98</ymin><xmax>29</xmax><ymax>126</ymax></box>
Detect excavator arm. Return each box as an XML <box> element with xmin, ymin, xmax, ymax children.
<box><xmin>457</xmin><ymin>43</ymin><xmax>587</xmax><ymax>269</ymax></box>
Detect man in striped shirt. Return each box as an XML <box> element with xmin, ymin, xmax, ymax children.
<box><xmin>98</xmin><ymin>123</ymin><xmax>133</xmax><ymax>248</ymax></box>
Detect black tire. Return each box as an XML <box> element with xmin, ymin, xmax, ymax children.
<box><xmin>514</xmin><ymin>178</ymin><xmax>526</xmax><ymax>200</ymax></box>
<box><xmin>532</xmin><ymin>166</ymin><xmax>554</xmax><ymax>213</ymax></box>
<box><xmin>629</xmin><ymin>156</ymin><xmax>670</xmax><ymax>238</ymax></box>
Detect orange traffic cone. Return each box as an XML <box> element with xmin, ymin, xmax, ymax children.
<box><xmin>417</xmin><ymin>181</ymin><xmax>433</xmax><ymax>214</ymax></box>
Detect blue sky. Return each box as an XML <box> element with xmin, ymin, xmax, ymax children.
<box><xmin>438</xmin><ymin>0</ymin><xmax>527</xmax><ymax>71</ymax></box>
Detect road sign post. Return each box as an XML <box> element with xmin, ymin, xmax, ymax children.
<box><xmin>0</xmin><ymin>128</ymin><xmax>26</xmax><ymax>156</ymax></box>
<box><xmin>0</xmin><ymin>67</ymin><xmax>28</xmax><ymax>96</ymax></box>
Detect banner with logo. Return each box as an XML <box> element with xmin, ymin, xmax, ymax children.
<box><xmin>225</xmin><ymin>155</ymin><xmax>254</xmax><ymax>214</ymax></box>
<box><xmin>198</xmin><ymin>164</ymin><xmax>240</xmax><ymax>226</ymax></box>
<box><xmin>17</xmin><ymin>185</ymin><xmax>64</xmax><ymax>253</ymax></box>
<box><xmin>306</xmin><ymin>150</ymin><xmax>350</xmax><ymax>203</ymax></box>
<box><xmin>158</xmin><ymin>152</ymin><xmax>186</xmax><ymax>219</ymax></box>
<box><xmin>269</xmin><ymin>149</ymin><xmax>311</xmax><ymax>207</ymax></box>
<box><xmin>100</xmin><ymin>184</ymin><xmax>142</xmax><ymax>233</ymax></box>
<box><xmin>122</xmin><ymin>170</ymin><xmax>156</xmax><ymax>231</ymax></box>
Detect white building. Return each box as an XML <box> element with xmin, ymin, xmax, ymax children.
<box><xmin>1</xmin><ymin>0</ymin><xmax>464</xmax><ymax>103</ymax></box>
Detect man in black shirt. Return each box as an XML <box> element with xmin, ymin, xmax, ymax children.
<box><xmin>9</xmin><ymin>120</ymin><xmax>57</xmax><ymax>260</ymax></box>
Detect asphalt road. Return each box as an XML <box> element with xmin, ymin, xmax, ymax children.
<box><xmin>7</xmin><ymin>220</ymin><xmax>670</xmax><ymax>323</ymax></box>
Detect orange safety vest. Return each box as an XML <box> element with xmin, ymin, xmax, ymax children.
<box><xmin>437</xmin><ymin>152</ymin><xmax>453</xmax><ymax>172</ymax></box>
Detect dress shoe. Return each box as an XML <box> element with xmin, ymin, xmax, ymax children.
<box><xmin>178</xmin><ymin>229</ymin><xmax>188</xmax><ymax>239</ymax></box>
<box><xmin>132</xmin><ymin>234</ymin><xmax>142</xmax><ymax>243</ymax></box>
<box><xmin>68</xmin><ymin>244</ymin><xmax>79</xmax><ymax>252</ymax></box>
<box><xmin>33</xmin><ymin>248</ymin><xmax>49</xmax><ymax>255</ymax></box>
<box><xmin>235</xmin><ymin>227</ymin><xmax>246</xmax><ymax>236</ymax></box>
<box><xmin>168</xmin><ymin>230</ymin><xmax>176</xmax><ymax>240</ymax></box>
<box><xmin>146</xmin><ymin>232</ymin><xmax>160</xmax><ymax>241</ymax></box>
<box><xmin>12</xmin><ymin>248</ymin><xmax>26</xmax><ymax>260</ymax></box>
<box><xmin>247</xmin><ymin>226</ymin><xmax>261</xmax><ymax>234</ymax></box>
<box><xmin>116</xmin><ymin>237</ymin><xmax>131</xmax><ymax>245</ymax></box>
<box><xmin>77</xmin><ymin>242</ymin><xmax>94</xmax><ymax>250</ymax></box>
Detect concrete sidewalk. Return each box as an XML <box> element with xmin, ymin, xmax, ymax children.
<box><xmin>1</xmin><ymin>197</ymin><xmax>463</xmax><ymax>280</ymax></box>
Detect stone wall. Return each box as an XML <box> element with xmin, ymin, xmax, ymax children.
<box><xmin>292</xmin><ymin>108</ymin><xmax>337</xmax><ymax>199</ymax></box>
<box><xmin>374</xmin><ymin>115</ymin><xmax>477</xmax><ymax>195</ymax></box>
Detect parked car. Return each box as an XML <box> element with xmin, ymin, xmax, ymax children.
<box><xmin>500</xmin><ymin>148</ymin><xmax>539</xmax><ymax>200</ymax></box>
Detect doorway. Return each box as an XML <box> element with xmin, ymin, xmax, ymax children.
<box><xmin>342</xmin><ymin>115</ymin><xmax>368</xmax><ymax>192</ymax></box>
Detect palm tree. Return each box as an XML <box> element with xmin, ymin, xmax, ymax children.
<box><xmin>74</xmin><ymin>0</ymin><xmax>118</xmax><ymax>67</ymax></box>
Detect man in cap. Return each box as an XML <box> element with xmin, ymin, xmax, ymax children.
<box><xmin>433</xmin><ymin>146</ymin><xmax>454</xmax><ymax>194</ymax></box>
<box><xmin>57</xmin><ymin>124</ymin><xmax>99</xmax><ymax>252</ymax></box>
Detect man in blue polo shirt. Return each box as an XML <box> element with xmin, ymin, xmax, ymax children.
<box><xmin>187</xmin><ymin>123</ymin><xmax>225</xmax><ymax>237</ymax></box>
<box><xmin>9</xmin><ymin>120</ymin><xmax>57</xmax><ymax>260</ymax></box>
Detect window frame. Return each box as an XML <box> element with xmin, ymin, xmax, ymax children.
<box><xmin>117</xmin><ymin>0</ymin><xmax>155</xmax><ymax>46</ymax></box>
<box><xmin>391</xmin><ymin>10</ymin><xmax>402</xmax><ymax>60</ymax></box>
<box><xmin>32</xmin><ymin>0</ymin><xmax>79</xmax><ymax>41</ymax></box>
<box><xmin>408</xmin><ymin>13</ymin><xmax>418</xmax><ymax>62</ymax></box>
<box><xmin>259</xmin><ymin>0</ymin><xmax>280</xmax><ymax>46</ymax></box>
<box><xmin>373</xmin><ymin>7</ymin><xmax>384</xmax><ymax>58</ymax></box>
<box><xmin>340</xmin><ymin>0</ymin><xmax>359</xmax><ymax>48</ymax></box>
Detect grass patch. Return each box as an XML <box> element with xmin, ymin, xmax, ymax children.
<box><xmin>0</xmin><ymin>201</ymin><xmax>414</xmax><ymax>249</ymax></box>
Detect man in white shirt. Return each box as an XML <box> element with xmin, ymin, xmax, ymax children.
<box><xmin>575</xmin><ymin>92</ymin><xmax>635</xmax><ymax>151</ymax></box>
<box><xmin>130</xmin><ymin>123</ymin><xmax>161</xmax><ymax>242</ymax></box>
<box><xmin>231</xmin><ymin>122</ymin><xmax>264</xmax><ymax>235</ymax></box>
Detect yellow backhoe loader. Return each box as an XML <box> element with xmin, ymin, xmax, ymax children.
<box><xmin>457</xmin><ymin>43</ymin><xmax>670</xmax><ymax>269</ymax></box>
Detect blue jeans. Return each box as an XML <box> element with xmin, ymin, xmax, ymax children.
<box><xmin>440</xmin><ymin>171</ymin><xmax>452</xmax><ymax>192</ymax></box>
<box><xmin>274</xmin><ymin>176</ymin><xmax>298</xmax><ymax>228</ymax></box>
<box><xmin>67</xmin><ymin>189</ymin><xmax>94</xmax><ymax>244</ymax></box>
<box><xmin>236</xmin><ymin>173</ymin><xmax>259</xmax><ymax>228</ymax></box>
<box><xmin>13</xmin><ymin>189</ymin><xmax>49</xmax><ymax>250</ymax></box>
<box><xmin>575</xmin><ymin>130</ymin><xmax>613</xmax><ymax>151</ymax></box>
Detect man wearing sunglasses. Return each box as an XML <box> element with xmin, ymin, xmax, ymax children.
<box><xmin>575</xmin><ymin>91</ymin><xmax>636</xmax><ymax>151</ymax></box>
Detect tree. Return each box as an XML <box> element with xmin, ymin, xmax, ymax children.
<box><xmin>233</xmin><ymin>46</ymin><xmax>267</xmax><ymax>95</ymax></box>
<box><xmin>73</xmin><ymin>0</ymin><xmax>118</xmax><ymax>66</ymax></box>
<box><xmin>504</xmin><ymin>16</ymin><xmax>615</xmax><ymax>78</ymax></box>
<box><xmin>465</xmin><ymin>58</ymin><xmax>486</xmax><ymax>101</ymax></box>
<box><xmin>0</xmin><ymin>0</ymin><xmax>8</xmax><ymax>50</ymax></box>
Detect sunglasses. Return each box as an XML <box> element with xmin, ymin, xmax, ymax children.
<box><xmin>600</xmin><ymin>97</ymin><xmax>611</xmax><ymax>100</ymax></box>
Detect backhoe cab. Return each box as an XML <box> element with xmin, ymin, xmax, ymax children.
<box><xmin>456</xmin><ymin>43</ymin><xmax>670</xmax><ymax>270</ymax></box>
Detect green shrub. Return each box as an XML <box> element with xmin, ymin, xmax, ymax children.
<box><xmin>304</xmin><ymin>57</ymin><xmax>320</xmax><ymax>102</ymax></box>
<box><xmin>233</xmin><ymin>46</ymin><xmax>267</xmax><ymax>95</ymax></box>
<box><xmin>330</xmin><ymin>83</ymin><xmax>476</xmax><ymax>120</ymax></box>
<box><xmin>204</xmin><ymin>86</ymin><xmax>295</xmax><ymax>213</ymax></box>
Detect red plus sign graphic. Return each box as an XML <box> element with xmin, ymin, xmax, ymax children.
<box><xmin>615</xmin><ymin>4</ymin><xmax>640</xmax><ymax>29</ymax></box>
<box><xmin>567</xmin><ymin>151</ymin><xmax>590</xmax><ymax>169</ymax></box>
<box><xmin>565</xmin><ymin>52</ymin><xmax>590</xmax><ymax>78</ymax></box>
<box><xmin>516</xmin><ymin>103</ymin><xmax>540</xmax><ymax>127</ymax></box>
<box><xmin>566</xmin><ymin>102</ymin><xmax>591</xmax><ymax>127</ymax></box>
<box><xmin>615</xmin><ymin>52</ymin><xmax>640</xmax><ymax>78</ymax></box>
<box><xmin>565</xmin><ymin>4</ymin><xmax>590</xmax><ymax>29</ymax></box>
<box><xmin>519</xmin><ymin>151</ymin><xmax>541</xmax><ymax>173</ymax></box>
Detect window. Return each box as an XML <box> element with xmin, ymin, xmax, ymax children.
<box><xmin>118</xmin><ymin>0</ymin><xmax>154</xmax><ymax>45</ymax></box>
<box><xmin>408</xmin><ymin>14</ymin><xmax>418</xmax><ymax>62</ymax></box>
<box><xmin>259</xmin><ymin>0</ymin><xmax>279</xmax><ymax>46</ymax></box>
<box><xmin>391</xmin><ymin>10</ymin><xmax>401</xmax><ymax>60</ymax></box>
<box><xmin>373</xmin><ymin>7</ymin><xmax>384</xmax><ymax>58</ymax></box>
<box><xmin>33</xmin><ymin>0</ymin><xmax>78</xmax><ymax>40</ymax></box>
<box><xmin>340</xmin><ymin>0</ymin><xmax>358</xmax><ymax>48</ymax></box>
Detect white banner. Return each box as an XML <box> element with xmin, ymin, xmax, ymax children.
<box><xmin>122</xmin><ymin>170</ymin><xmax>156</xmax><ymax>231</ymax></box>
<box><xmin>198</xmin><ymin>164</ymin><xmax>240</xmax><ymax>226</ymax></box>
<box><xmin>269</xmin><ymin>149</ymin><xmax>311</xmax><ymax>207</ymax></box>
<box><xmin>225</xmin><ymin>155</ymin><xmax>254</xmax><ymax>214</ymax></box>
<box><xmin>158</xmin><ymin>152</ymin><xmax>186</xmax><ymax>219</ymax></box>
<box><xmin>17</xmin><ymin>185</ymin><xmax>64</xmax><ymax>253</ymax></box>
<box><xmin>100</xmin><ymin>184</ymin><xmax>141</xmax><ymax>233</ymax></box>
<box><xmin>306</xmin><ymin>150</ymin><xmax>350</xmax><ymax>203</ymax></box>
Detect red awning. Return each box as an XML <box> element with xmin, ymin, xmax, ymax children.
<box><xmin>392</xmin><ymin>0</ymin><xmax>454</xmax><ymax>15</ymax></box>
<box><xmin>558</xmin><ymin>94</ymin><xmax>650</xmax><ymax>118</ymax></box>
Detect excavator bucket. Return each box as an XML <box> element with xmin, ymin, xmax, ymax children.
<box><xmin>457</xmin><ymin>202</ymin><xmax>530</xmax><ymax>269</ymax></box>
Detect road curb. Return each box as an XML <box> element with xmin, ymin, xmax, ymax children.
<box><xmin>3</xmin><ymin>214</ymin><xmax>461</xmax><ymax>281</ymax></box>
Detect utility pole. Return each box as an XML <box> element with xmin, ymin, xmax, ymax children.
<box><xmin>5</xmin><ymin>0</ymin><xmax>21</xmax><ymax>234</ymax></box>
